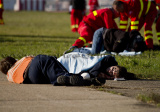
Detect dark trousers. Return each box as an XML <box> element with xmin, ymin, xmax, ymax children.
<box><xmin>24</xmin><ymin>55</ymin><xmax>69</xmax><ymax>85</ymax></box>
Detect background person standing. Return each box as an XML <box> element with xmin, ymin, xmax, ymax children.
<box><xmin>155</xmin><ymin>0</ymin><xmax>160</xmax><ymax>43</ymax></box>
<box><xmin>70</xmin><ymin>0</ymin><xmax>86</xmax><ymax>32</ymax></box>
<box><xmin>0</xmin><ymin>0</ymin><xmax>4</xmax><ymax>25</ymax></box>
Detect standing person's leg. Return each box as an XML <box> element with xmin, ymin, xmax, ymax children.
<box><xmin>0</xmin><ymin>0</ymin><xmax>4</xmax><ymax>24</ymax></box>
<box><xmin>143</xmin><ymin>3</ymin><xmax>157</xmax><ymax>49</ymax></box>
<box><xmin>0</xmin><ymin>8</ymin><xmax>4</xmax><ymax>24</ymax></box>
<box><xmin>156</xmin><ymin>16</ymin><xmax>160</xmax><ymax>42</ymax></box>
<box><xmin>71</xmin><ymin>9</ymin><xmax>78</xmax><ymax>32</ymax></box>
<box><xmin>91</xmin><ymin>27</ymin><xmax>105</xmax><ymax>54</ymax></box>
<box><xmin>77</xmin><ymin>10</ymin><xmax>83</xmax><ymax>27</ymax></box>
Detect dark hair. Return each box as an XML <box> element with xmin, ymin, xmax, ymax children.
<box><xmin>0</xmin><ymin>57</ymin><xmax>17</xmax><ymax>74</ymax></box>
<box><xmin>124</xmin><ymin>72</ymin><xmax>137</xmax><ymax>80</ymax></box>
<box><xmin>133</xmin><ymin>40</ymin><xmax>147</xmax><ymax>52</ymax></box>
<box><xmin>128</xmin><ymin>30</ymin><xmax>147</xmax><ymax>52</ymax></box>
<box><xmin>117</xmin><ymin>65</ymin><xmax>127</xmax><ymax>78</ymax></box>
<box><xmin>113</xmin><ymin>0</ymin><xmax>124</xmax><ymax>7</ymax></box>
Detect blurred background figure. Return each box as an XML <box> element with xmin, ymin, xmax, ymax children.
<box><xmin>0</xmin><ymin>0</ymin><xmax>4</xmax><ymax>25</ymax></box>
<box><xmin>69</xmin><ymin>0</ymin><xmax>72</xmax><ymax>14</ymax></box>
<box><xmin>88</xmin><ymin>0</ymin><xmax>99</xmax><ymax>13</ymax></box>
<box><xmin>70</xmin><ymin>0</ymin><xmax>86</xmax><ymax>32</ymax></box>
<box><xmin>155</xmin><ymin>0</ymin><xmax>160</xmax><ymax>43</ymax></box>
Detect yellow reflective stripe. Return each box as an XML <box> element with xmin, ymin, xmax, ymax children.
<box><xmin>158</xmin><ymin>37</ymin><xmax>160</xmax><ymax>40</ymax></box>
<box><xmin>131</xmin><ymin>21</ymin><xmax>139</xmax><ymax>25</ymax></box>
<box><xmin>157</xmin><ymin>32</ymin><xmax>160</xmax><ymax>36</ymax></box>
<box><xmin>131</xmin><ymin>26</ymin><xmax>138</xmax><ymax>30</ymax></box>
<box><xmin>119</xmin><ymin>25</ymin><xmax>127</xmax><ymax>29</ymax></box>
<box><xmin>145</xmin><ymin>35</ymin><xmax>153</xmax><ymax>40</ymax></box>
<box><xmin>138</xmin><ymin>0</ymin><xmax>143</xmax><ymax>19</ymax></box>
<box><xmin>75</xmin><ymin>24</ymin><xmax>78</xmax><ymax>28</ymax></box>
<box><xmin>120</xmin><ymin>20</ymin><xmax>128</xmax><ymax>24</ymax></box>
<box><xmin>93</xmin><ymin>11</ymin><xmax>97</xmax><ymax>16</ymax></box>
<box><xmin>144</xmin><ymin>30</ymin><xmax>152</xmax><ymax>35</ymax></box>
<box><xmin>145</xmin><ymin>1</ymin><xmax>151</xmax><ymax>15</ymax></box>
<box><xmin>79</xmin><ymin>37</ymin><xmax>86</xmax><ymax>44</ymax></box>
<box><xmin>71</xmin><ymin>24</ymin><xmax>78</xmax><ymax>29</ymax></box>
<box><xmin>0</xmin><ymin>4</ymin><xmax>3</xmax><ymax>8</ymax></box>
<box><xmin>157</xmin><ymin>6</ymin><xmax>159</xmax><ymax>10</ymax></box>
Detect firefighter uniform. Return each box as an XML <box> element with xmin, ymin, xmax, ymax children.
<box><xmin>119</xmin><ymin>0</ymin><xmax>157</xmax><ymax>49</ymax></box>
<box><xmin>0</xmin><ymin>0</ymin><xmax>4</xmax><ymax>24</ymax></box>
<box><xmin>72</xmin><ymin>8</ymin><xmax>119</xmax><ymax>48</ymax></box>
<box><xmin>155</xmin><ymin>0</ymin><xmax>160</xmax><ymax>42</ymax></box>
<box><xmin>88</xmin><ymin>0</ymin><xmax>99</xmax><ymax>13</ymax></box>
<box><xmin>70</xmin><ymin>0</ymin><xmax>86</xmax><ymax>32</ymax></box>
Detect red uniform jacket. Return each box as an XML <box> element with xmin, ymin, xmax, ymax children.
<box><xmin>155</xmin><ymin>0</ymin><xmax>160</xmax><ymax>41</ymax></box>
<box><xmin>155</xmin><ymin>0</ymin><xmax>160</xmax><ymax>4</ymax></box>
<box><xmin>119</xmin><ymin>0</ymin><xmax>157</xmax><ymax>49</ymax></box>
<box><xmin>83</xmin><ymin>8</ymin><xmax>118</xmax><ymax>31</ymax></box>
<box><xmin>155</xmin><ymin>0</ymin><xmax>160</xmax><ymax>9</ymax></box>
<box><xmin>72</xmin><ymin>8</ymin><xmax>119</xmax><ymax>47</ymax></box>
<box><xmin>119</xmin><ymin>0</ymin><xmax>157</xmax><ymax>31</ymax></box>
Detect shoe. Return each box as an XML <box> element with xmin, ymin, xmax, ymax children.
<box><xmin>57</xmin><ymin>75</ymin><xmax>84</xmax><ymax>86</ymax></box>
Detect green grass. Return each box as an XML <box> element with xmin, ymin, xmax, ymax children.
<box><xmin>136</xmin><ymin>93</ymin><xmax>160</xmax><ymax>107</ymax></box>
<box><xmin>0</xmin><ymin>11</ymin><xmax>160</xmax><ymax>80</ymax></box>
<box><xmin>0</xmin><ymin>11</ymin><xmax>79</xmax><ymax>58</ymax></box>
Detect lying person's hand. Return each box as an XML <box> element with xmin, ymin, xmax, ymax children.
<box><xmin>63</xmin><ymin>46</ymin><xmax>78</xmax><ymax>54</ymax></box>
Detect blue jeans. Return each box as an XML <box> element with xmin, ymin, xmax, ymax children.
<box><xmin>24</xmin><ymin>55</ymin><xmax>69</xmax><ymax>85</ymax></box>
<box><xmin>91</xmin><ymin>27</ymin><xmax>106</xmax><ymax>54</ymax></box>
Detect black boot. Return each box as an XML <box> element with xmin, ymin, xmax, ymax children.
<box><xmin>57</xmin><ymin>74</ymin><xmax>84</xmax><ymax>86</ymax></box>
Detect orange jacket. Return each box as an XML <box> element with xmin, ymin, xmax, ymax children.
<box><xmin>7</xmin><ymin>56</ymin><xmax>33</xmax><ymax>84</ymax></box>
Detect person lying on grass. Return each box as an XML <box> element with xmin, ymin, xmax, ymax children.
<box><xmin>0</xmin><ymin>54</ymin><xmax>135</xmax><ymax>86</ymax></box>
<box><xmin>90</xmin><ymin>28</ymin><xmax>147</xmax><ymax>54</ymax></box>
<box><xmin>64</xmin><ymin>28</ymin><xmax>147</xmax><ymax>55</ymax></box>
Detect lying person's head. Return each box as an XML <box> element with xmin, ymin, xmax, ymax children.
<box><xmin>0</xmin><ymin>57</ymin><xmax>17</xmax><ymax>74</ymax></box>
<box><xmin>106</xmin><ymin>65</ymin><xmax>127</xmax><ymax>78</ymax></box>
<box><xmin>98</xmin><ymin>65</ymin><xmax>127</xmax><ymax>79</ymax></box>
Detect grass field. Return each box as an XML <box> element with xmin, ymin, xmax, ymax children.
<box><xmin>0</xmin><ymin>11</ymin><xmax>160</xmax><ymax>80</ymax></box>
